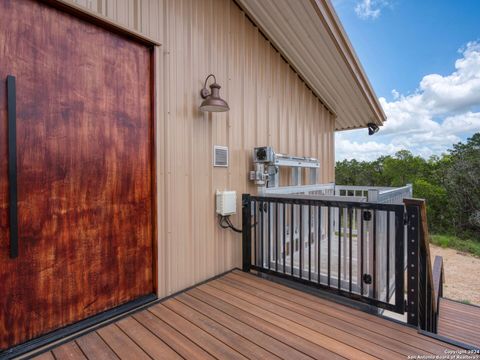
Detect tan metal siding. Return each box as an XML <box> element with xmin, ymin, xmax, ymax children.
<box><xmin>237</xmin><ymin>0</ymin><xmax>386</xmax><ymax>129</ymax></box>
<box><xmin>66</xmin><ymin>0</ymin><xmax>336</xmax><ymax>297</ymax></box>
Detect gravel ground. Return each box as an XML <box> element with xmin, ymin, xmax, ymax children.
<box><xmin>430</xmin><ymin>244</ymin><xmax>480</xmax><ymax>305</ymax></box>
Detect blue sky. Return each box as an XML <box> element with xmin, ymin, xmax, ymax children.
<box><xmin>332</xmin><ymin>0</ymin><xmax>480</xmax><ymax>161</ymax></box>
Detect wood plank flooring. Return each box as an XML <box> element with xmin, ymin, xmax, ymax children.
<box><xmin>438</xmin><ymin>298</ymin><xmax>480</xmax><ymax>347</ymax></box>
<box><xmin>33</xmin><ymin>271</ymin><xmax>459</xmax><ymax>359</ymax></box>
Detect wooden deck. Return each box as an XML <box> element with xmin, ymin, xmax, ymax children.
<box><xmin>32</xmin><ymin>271</ymin><xmax>459</xmax><ymax>360</ymax></box>
<box><xmin>438</xmin><ymin>298</ymin><xmax>480</xmax><ymax>347</ymax></box>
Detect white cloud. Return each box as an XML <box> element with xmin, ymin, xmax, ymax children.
<box><xmin>442</xmin><ymin>112</ymin><xmax>480</xmax><ymax>133</ymax></box>
<box><xmin>336</xmin><ymin>133</ymin><xmax>404</xmax><ymax>161</ymax></box>
<box><xmin>354</xmin><ymin>0</ymin><xmax>389</xmax><ymax>20</ymax></box>
<box><xmin>336</xmin><ymin>41</ymin><xmax>480</xmax><ymax>161</ymax></box>
<box><xmin>391</xmin><ymin>89</ymin><xmax>400</xmax><ymax>100</ymax></box>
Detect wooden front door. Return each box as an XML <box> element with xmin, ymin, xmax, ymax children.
<box><xmin>0</xmin><ymin>0</ymin><xmax>154</xmax><ymax>350</ymax></box>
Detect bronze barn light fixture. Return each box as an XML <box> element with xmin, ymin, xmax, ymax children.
<box><xmin>199</xmin><ymin>74</ymin><xmax>230</xmax><ymax>112</ymax></box>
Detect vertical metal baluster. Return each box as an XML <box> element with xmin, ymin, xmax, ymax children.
<box><xmin>283</xmin><ymin>203</ymin><xmax>286</xmax><ymax>274</ymax></box>
<box><xmin>260</xmin><ymin>201</ymin><xmax>264</xmax><ymax>269</ymax></box>
<box><xmin>349</xmin><ymin>207</ymin><xmax>353</xmax><ymax>293</ymax></box>
<box><xmin>318</xmin><ymin>206</ymin><xmax>322</xmax><ymax>284</ymax></box>
<box><xmin>328</xmin><ymin>205</ymin><xmax>331</xmax><ymax>287</ymax></box>
<box><xmin>386</xmin><ymin>211</ymin><xmax>390</xmax><ymax>302</ymax></box>
<box><xmin>275</xmin><ymin>202</ymin><xmax>279</xmax><ymax>272</ymax></box>
<box><xmin>308</xmin><ymin>205</ymin><xmax>312</xmax><ymax>281</ymax></box>
<box><xmin>268</xmin><ymin>202</ymin><xmax>271</xmax><ymax>270</ymax></box>
<box><xmin>299</xmin><ymin>205</ymin><xmax>303</xmax><ymax>279</ymax></box>
<box><xmin>395</xmin><ymin>208</ymin><xmax>405</xmax><ymax>314</ymax></box>
<box><xmin>291</xmin><ymin>204</ymin><xmax>295</xmax><ymax>276</ymax></box>
<box><xmin>373</xmin><ymin>209</ymin><xmax>377</xmax><ymax>299</ymax></box>
<box><xmin>338</xmin><ymin>207</ymin><xmax>342</xmax><ymax>290</ymax></box>
<box><xmin>360</xmin><ymin>211</ymin><xmax>364</xmax><ymax>296</ymax></box>
<box><xmin>254</xmin><ymin>200</ymin><xmax>257</xmax><ymax>267</ymax></box>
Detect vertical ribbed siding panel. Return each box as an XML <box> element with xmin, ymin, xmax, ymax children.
<box><xmin>278</xmin><ymin>59</ymin><xmax>288</xmax><ymax>186</ymax></box>
<box><xmin>319</xmin><ymin>102</ymin><xmax>325</xmax><ymax>183</ymax></box>
<box><xmin>184</xmin><ymin>0</ymin><xmax>194</xmax><ymax>291</ymax></box>
<box><xmin>190</xmin><ymin>0</ymin><xmax>202</xmax><ymax>288</ymax></box>
<box><xmin>60</xmin><ymin>0</ymin><xmax>336</xmax><ymax>297</ymax></box>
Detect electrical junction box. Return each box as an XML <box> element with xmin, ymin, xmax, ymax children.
<box><xmin>216</xmin><ymin>190</ymin><xmax>237</xmax><ymax>216</ymax></box>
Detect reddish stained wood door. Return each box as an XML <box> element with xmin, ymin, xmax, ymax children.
<box><xmin>0</xmin><ymin>0</ymin><xmax>154</xmax><ymax>350</ymax></box>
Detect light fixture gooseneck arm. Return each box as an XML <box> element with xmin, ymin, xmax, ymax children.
<box><xmin>201</xmin><ymin>74</ymin><xmax>217</xmax><ymax>99</ymax></box>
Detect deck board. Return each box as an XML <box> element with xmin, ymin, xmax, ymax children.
<box><xmin>115</xmin><ymin>316</ymin><xmax>182</xmax><ymax>359</ymax></box>
<box><xmin>33</xmin><ymin>271</ymin><xmax>460</xmax><ymax>360</ymax></box>
<box><xmin>227</xmin><ymin>271</ymin><xmax>453</xmax><ymax>353</ymax></box>
<box><xmin>162</xmin><ymin>299</ymin><xmax>279</xmax><ymax>359</ymax></box>
<box><xmin>186</xmin><ymin>288</ymin><xmax>338</xmax><ymax>360</ymax></box>
<box><xmin>438</xmin><ymin>298</ymin><xmax>480</xmax><ymax>347</ymax></box>
<box><xmin>208</xmin><ymin>279</ymin><xmax>399</xmax><ymax>359</ymax></box>
<box><xmin>75</xmin><ymin>332</ymin><xmax>119</xmax><ymax>360</ymax></box>
<box><xmin>96</xmin><ymin>324</ymin><xmax>151</xmax><ymax>360</ymax></box>
<box><xmin>32</xmin><ymin>352</ymin><xmax>56</xmax><ymax>360</ymax></box>
<box><xmin>176</xmin><ymin>292</ymin><xmax>313</xmax><ymax>360</ymax></box>
<box><xmin>51</xmin><ymin>341</ymin><xmax>87</xmax><ymax>360</ymax></box>
<box><xmin>219</xmin><ymin>275</ymin><xmax>435</xmax><ymax>356</ymax></box>
<box><xmin>149</xmin><ymin>304</ymin><xmax>247</xmax><ymax>359</ymax></box>
<box><xmin>133</xmin><ymin>310</ymin><xmax>214</xmax><ymax>360</ymax></box>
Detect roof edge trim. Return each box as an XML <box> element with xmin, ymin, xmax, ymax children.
<box><xmin>310</xmin><ymin>0</ymin><xmax>386</xmax><ymax>125</ymax></box>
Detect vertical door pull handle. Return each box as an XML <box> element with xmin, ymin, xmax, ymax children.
<box><xmin>7</xmin><ymin>75</ymin><xmax>18</xmax><ymax>259</ymax></box>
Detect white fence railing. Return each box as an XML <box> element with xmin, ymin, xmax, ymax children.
<box><xmin>375</xmin><ymin>185</ymin><xmax>413</xmax><ymax>204</ymax></box>
<box><xmin>264</xmin><ymin>183</ymin><xmax>335</xmax><ymax>196</ymax></box>
<box><xmin>264</xmin><ymin>183</ymin><xmax>413</xmax><ymax>205</ymax></box>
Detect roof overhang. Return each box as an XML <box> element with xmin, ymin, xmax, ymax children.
<box><xmin>236</xmin><ymin>0</ymin><xmax>387</xmax><ymax>131</ymax></box>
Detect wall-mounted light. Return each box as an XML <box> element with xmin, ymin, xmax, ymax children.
<box><xmin>199</xmin><ymin>74</ymin><xmax>229</xmax><ymax>112</ymax></box>
<box><xmin>367</xmin><ymin>122</ymin><xmax>379</xmax><ymax>135</ymax></box>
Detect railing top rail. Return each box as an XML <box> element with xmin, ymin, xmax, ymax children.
<box><xmin>249</xmin><ymin>193</ymin><xmax>405</xmax><ymax>211</ymax></box>
<box><xmin>377</xmin><ymin>185</ymin><xmax>413</xmax><ymax>203</ymax></box>
<box><xmin>264</xmin><ymin>183</ymin><xmax>335</xmax><ymax>194</ymax></box>
<box><xmin>334</xmin><ymin>185</ymin><xmax>392</xmax><ymax>191</ymax></box>
<box><xmin>378</xmin><ymin>184</ymin><xmax>412</xmax><ymax>196</ymax></box>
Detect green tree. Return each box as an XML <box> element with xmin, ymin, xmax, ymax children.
<box><xmin>413</xmin><ymin>179</ymin><xmax>449</xmax><ymax>232</ymax></box>
<box><xmin>444</xmin><ymin>134</ymin><xmax>480</xmax><ymax>237</ymax></box>
<box><xmin>382</xmin><ymin>150</ymin><xmax>428</xmax><ymax>187</ymax></box>
<box><xmin>334</xmin><ymin>133</ymin><xmax>480</xmax><ymax>242</ymax></box>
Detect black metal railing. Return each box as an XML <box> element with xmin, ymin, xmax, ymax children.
<box><xmin>242</xmin><ymin>194</ymin><xmax>406</xmax><ymax>314</ymax></box>
<box><xmin>242</xmin><ymin>194</ymin><xmax>444</xmax><ymax>332</ymax></box>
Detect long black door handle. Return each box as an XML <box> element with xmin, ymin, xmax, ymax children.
<box><xmin>7</xmin><ymin>75</ymin><xmax>18</xmax><ymax>259</ymax></box>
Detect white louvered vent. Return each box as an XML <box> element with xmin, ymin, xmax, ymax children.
<box><xmin>213</xmin><ymin>145</ymin><xmax>229</xmax><ymax>167</ymax></box>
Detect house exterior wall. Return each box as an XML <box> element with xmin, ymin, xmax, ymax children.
<box><xmin>63</xmin><ymin>0</ymin><xmax>336</xmax><ymax>297</ymax></box>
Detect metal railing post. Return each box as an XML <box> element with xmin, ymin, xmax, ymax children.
<box><xmin>406</xmin><ymin>203</ymin><xmax>420</xmax><ymax>327</ymax></box>
<box><xmin>242</xmin><ymin>194</ymin><xmax>252</xmax><ymax>272</ymax></box>
<box><xmin>418</xmin><ymin>223</ymin><xmax>428</xmax><ymax>330</ymax></box>
<box><xmin>406</xmin><ymin>183</ymin><xmax>413</xmax><ymax>198</ymax></box>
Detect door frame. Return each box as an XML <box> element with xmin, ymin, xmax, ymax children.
<box><xmin>40</xmin><ymin>0</ymin><xmax>161</xmax><ymax>47</ymax></box>
<box><xmin>1</xmin><ymin>0</ymin><xmax>160</xmax><ymax>356</ymax></box>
